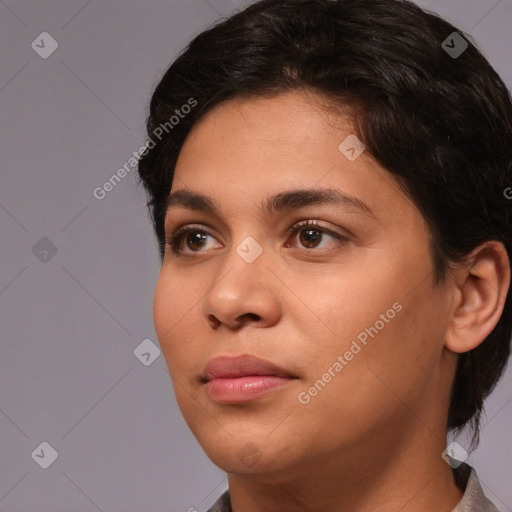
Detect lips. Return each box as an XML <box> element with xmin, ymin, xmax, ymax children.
<box><xmin>203</xmin><ymin>354</ymin><xmax>295</xmax><ymax>381</ymax></box>
<box><xmin>201</xmin><ymin>354</ymin><xmax>297</xmax><ymax>403</ymax></box>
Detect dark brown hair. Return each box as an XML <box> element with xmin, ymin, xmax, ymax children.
<box><xmin>138</xmin><ymin>0</ymin><xmax>512</xmax><ymax>449</ymax></box>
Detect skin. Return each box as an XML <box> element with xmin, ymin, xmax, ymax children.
<box><xmin>152</xmin><ymin>90</ymin><xmax>510</xmax><ymax>512</ymax></box>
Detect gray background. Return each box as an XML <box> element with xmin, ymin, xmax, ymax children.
<box><xmin>0</xmin><ymin>1</ymin><xmax>511</xmax><ymax>511</ymax></box>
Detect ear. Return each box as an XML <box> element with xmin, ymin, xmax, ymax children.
<box><xmin>445</xmin><ymin>241</ymin><xmax>510</xmax><ymax>353</ymax></box>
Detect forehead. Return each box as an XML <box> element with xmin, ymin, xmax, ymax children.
<box><xmin>182</xmin><ymin>90</ymin><xmax>350</xmax><ymax>152</ymax></box>
<box><xmin>170</xmin><ymin>90</ymin><xmax>419</xmax><ymax>227</ymax></box>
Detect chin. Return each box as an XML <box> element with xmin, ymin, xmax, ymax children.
<box><xmin>205</xmin><ymin>447</ymin><xmax>283</xmax><ymax>477</ymax></box>
<box><xmin>196</xmin><ymin>427</ymin><xmax>296</xmax><ymax>477</ymax></box>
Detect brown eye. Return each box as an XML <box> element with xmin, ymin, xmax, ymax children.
<box><xmin>166</xmin><ymin>220</ymin><xmax>349</xmax><ymax>257</ymax></box>
<box><xmin>299</xmin><ymin>227</ymin><xmax>323</xmax><ymax>248</ymax></box>
<box><xmin>287</xmin><ymin>220</ymin><xmax>349</xmax><ymax>251</ymax></box>
<box><xmin>184</xmin><ymin>231</ymin><xmax>208</xmax><ymax>251</ymax></box>
<box><xmin>166</xmin><ymin>225</ymin><xmax>219</xmax><ymax>255</ymax></box>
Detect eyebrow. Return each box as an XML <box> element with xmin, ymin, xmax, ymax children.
<box><xmin>165</xmin><ymin>187</ymin><xmax>375</xmax><ymax>218</ymax></box>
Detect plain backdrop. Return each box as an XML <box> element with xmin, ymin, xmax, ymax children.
<box><xmin>1</xmin><ymin>1</ymin><xmax>511</xmax><ymax>511</ymax></box>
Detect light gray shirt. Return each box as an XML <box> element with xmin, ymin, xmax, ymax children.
<box><xmin>206</xmin><ymin>463</ymin><xmax>499</xmax><ymax>512</ymax></box>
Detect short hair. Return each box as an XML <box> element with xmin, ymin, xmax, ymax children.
<box><xmin>137</xmin><ymin>0</ymin><xmax>512</xmax><ymax>449</ymax></box>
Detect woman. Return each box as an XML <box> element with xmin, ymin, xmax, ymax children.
<box><xmin>138</xmin><ymin>1</ymin><xmax>512</xmax><ymax>510</ymax></box>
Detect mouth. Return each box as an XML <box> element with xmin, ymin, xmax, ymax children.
<box><xmin>201</xmin><ymin>354</ymin><xmax>298</xmax><ymax>403</ymax></box>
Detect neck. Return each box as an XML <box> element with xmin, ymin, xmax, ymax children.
<box><xmin>227</xmin><ymin>422</ymin><xmax>464</xmax><ymax>512</ymax></box>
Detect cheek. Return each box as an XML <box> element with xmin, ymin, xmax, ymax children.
<box><xmin>293</xmin><ymin>300</ymin><xmax>438</xmax><ymax>444</ymax></box>
<box><xmin>153</xmin><ymin>268</ymin><xmax>199</xmax><ymax>336</ymax></box>
<box><xmin>349</xmin><ymin>282</ymin><xmax>447</xmax><ymax>413</ymax></box>
<box><xmin>290</xmin><ymin>256</ymin><xmax>397</xmax><ymax>340</ymax></box>
<box><xmin>153</xmin><ymin>273</ymin><xmax>206</xmax><ymax>417</ymax></box>
<box><xmin>152</xmin><ymin>274</ymin><xmax>209</xmax><ymax>433</ymax></box>
<box><xmin>292</xmin><ymin>247</ymin><xmax>440</xmax><ymax>397</ymax></box>
<box><xmin>152</xmin><ymin>272</ymin><xmax>191</xmax><ymax>368</ymax></box>
<box><xmin>152</xmin><ymin>274</ymin><xmax>172</xmax><ymax>342</ymax></box>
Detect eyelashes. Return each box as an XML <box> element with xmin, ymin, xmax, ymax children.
<box><xmin>165</xmin><ymin>219</ymin><xmax>350</xmax><ymax>257</ymax></box>
<box><xmin>165</xmin><ymin>224</ymin><xmax>215</xmax><ymax>255</ymax></box>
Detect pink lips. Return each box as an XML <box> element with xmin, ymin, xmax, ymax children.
<box><xmin>202</xmin><ymin>354</ymin><xmax>296</xmax><ymax>403</ymax></box>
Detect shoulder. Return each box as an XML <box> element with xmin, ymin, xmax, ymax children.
<box><xmin>205</xmin><ymin>464</ymin><xmax>500</xmax><ymax>512</ymax></box>
<box><xmin>451</xmin><ymin>463</ymin><xmax>500</xmax><ymax>512</ymax></box>
<box><xmin>206</xmin><ymin>489</ymin><xmax>232</xmax><ymax>512</ymax></box>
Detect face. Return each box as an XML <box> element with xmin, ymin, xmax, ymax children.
<box><xmin>153</xmin><ymin>90</ymin><xmax>457</xmax><ymax>479</ymax></box>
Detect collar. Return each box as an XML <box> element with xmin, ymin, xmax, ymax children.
<box><xmin>206</xmin><ymin>463</ymin><xmax>498</xmax><ymax>512</ymax></box>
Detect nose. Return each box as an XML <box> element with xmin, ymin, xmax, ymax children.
<box><xmin>201</xmin><ymin>240</ymin><xmax>282</xmax><ymax>331</ymax></box>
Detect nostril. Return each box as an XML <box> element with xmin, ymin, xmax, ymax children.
<box><xmin>234</xmin><ymin>312</ymin><xmax>261</xmax><ymax>326</ymax></box>
<box><xmin>208</xmin><ymin>314</ymin><xmax>221</xmax><ymax>329</ymax></box>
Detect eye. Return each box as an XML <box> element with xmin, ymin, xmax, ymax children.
<box><xmin>165</xmin><ymin>220</ymin><xmax>349</xmax><ymax>257</ymax></box>
<box><xmin>286</xmin><ymin>220</ymin><xmax>349</xmax><ymax>251</ymax></box>
<box><xmin>165</xmin><ymin>224</ymin><xmax>221</xmax><ymax>255</ymax></box>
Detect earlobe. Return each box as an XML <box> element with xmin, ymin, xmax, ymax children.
<box><xmin>445</xmin><ymin>241</ymin><xmax>510</xmax><ymax>354</ymax></box>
